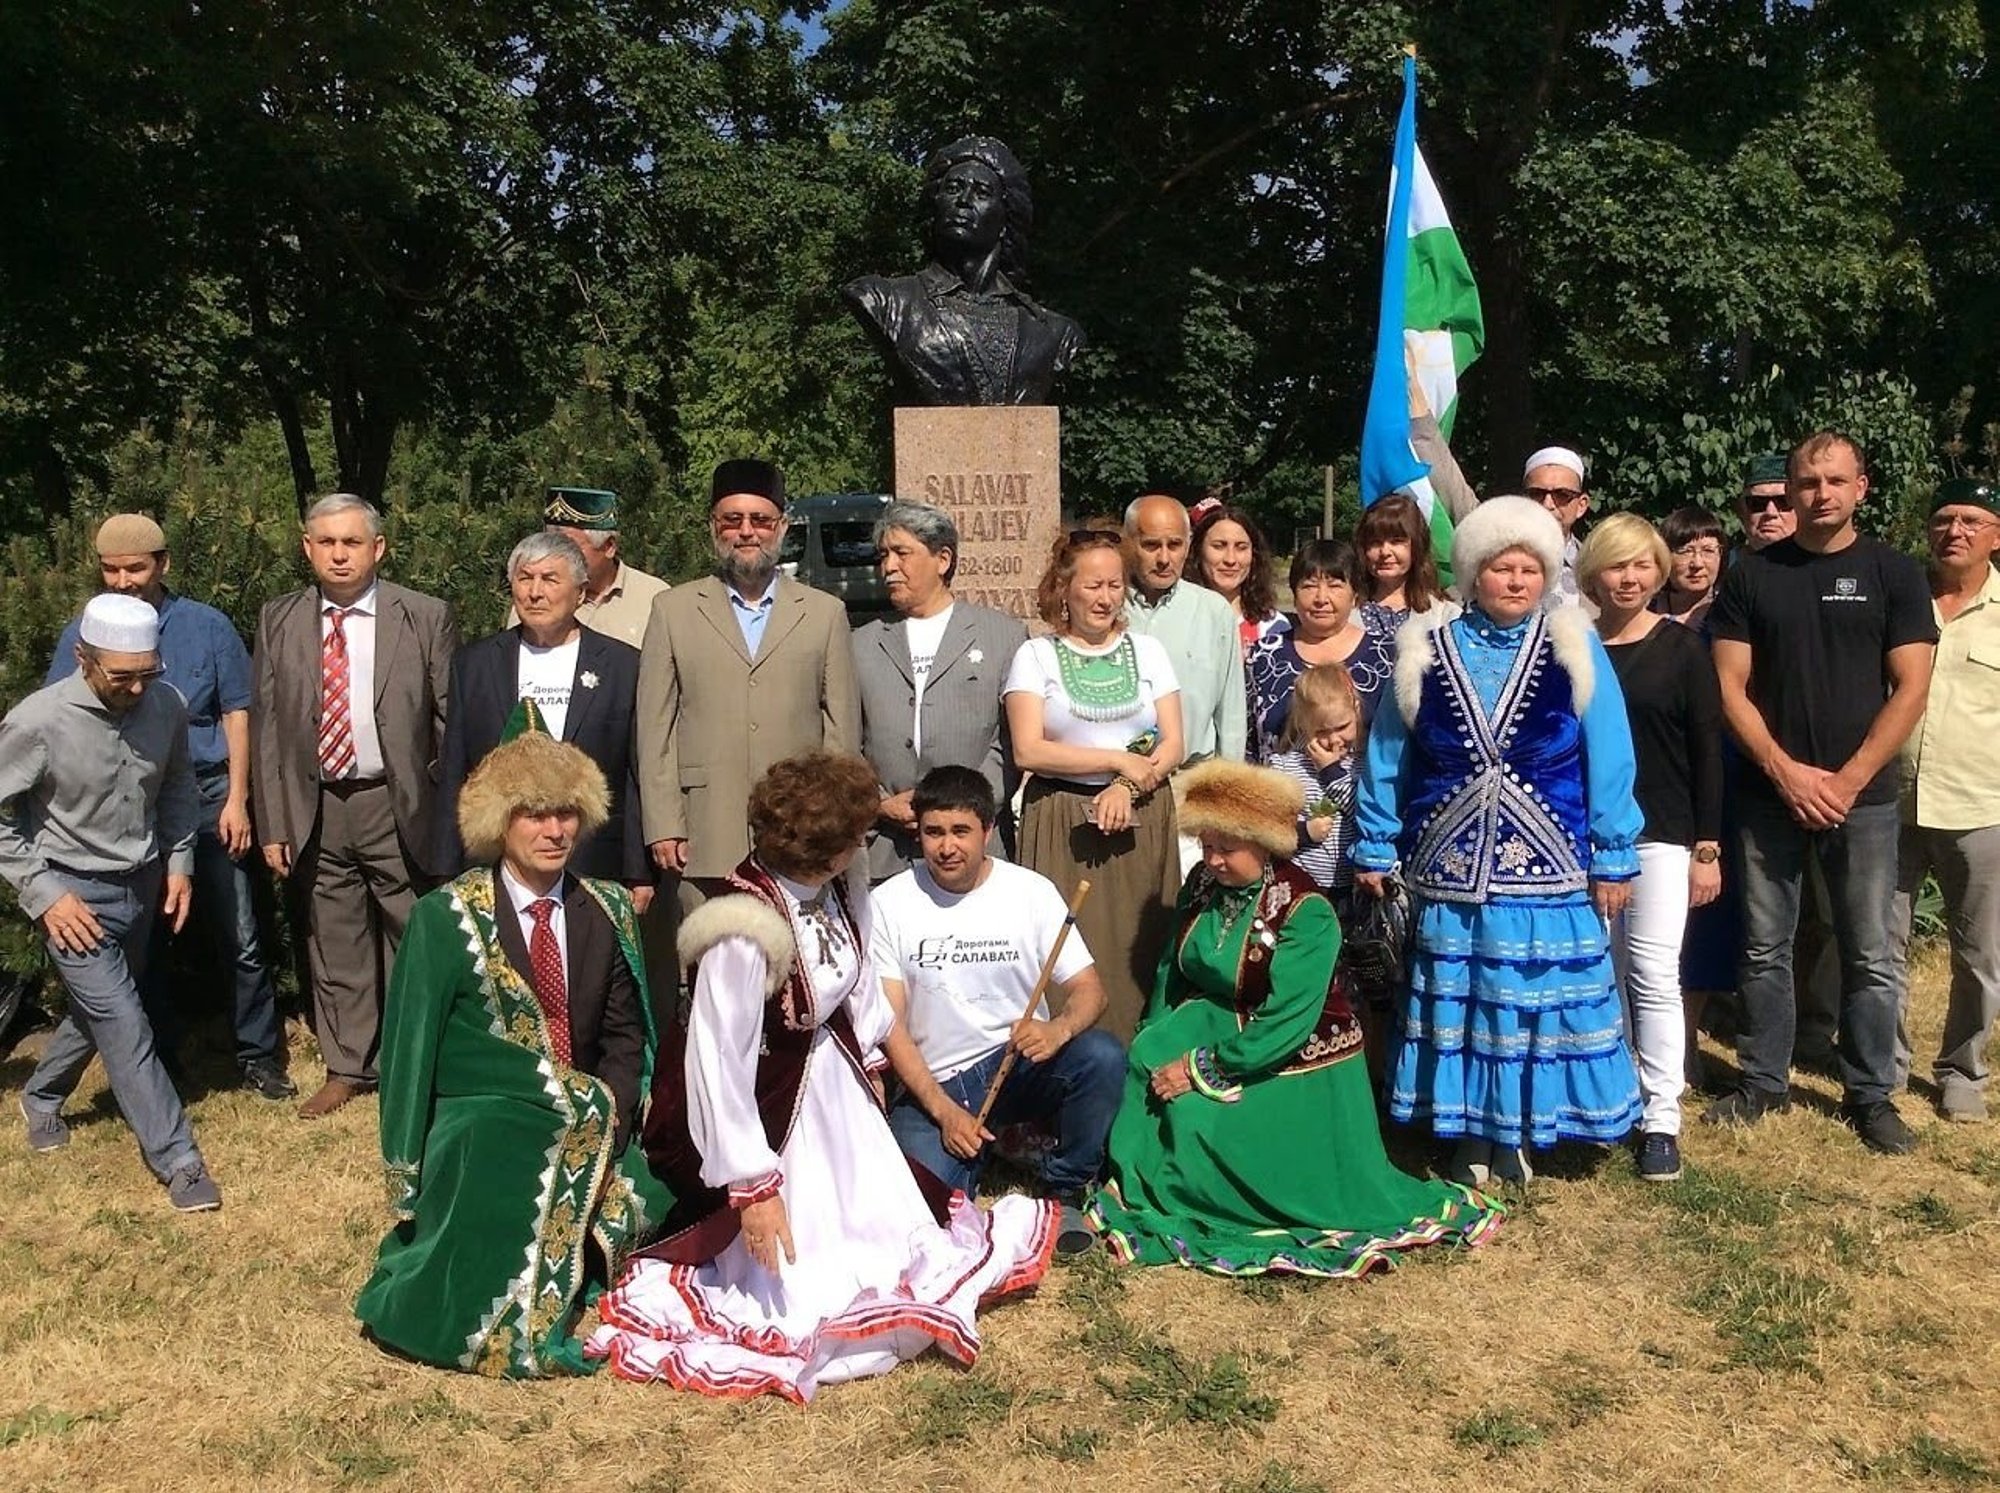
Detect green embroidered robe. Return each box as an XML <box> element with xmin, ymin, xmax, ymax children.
<box><xmin>354</xmin><ymin>869</ymin><xmax>673</xmax><ymax>1377</ymax></box>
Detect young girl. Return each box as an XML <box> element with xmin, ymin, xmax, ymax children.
<box><xmin>1264</xmin><ymin>663</ymin><xmax>1361</xmax><ymax>896</ymax></box>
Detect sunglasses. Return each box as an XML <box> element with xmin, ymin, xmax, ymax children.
<box><xmin>714</xmin><ymin>510</ymin><xmax>782</xmax><ymax>532</ymax></box>
<box><xmin>1525</xmin><ymin>485</ymin><xmax>1584</xmax><ymax>505</ymax></box>
<box><xmin>1065</xmin><ymin>528</ymin><xmax>1124</xmax><ymax>548</ymax></box>
<box><xmin>1743</xmin><ymin>493</ymin><xmax>1790</xmax><ymax>513</ymax></box>
<box><xmin>88</xmin><ymin>660</ymin><xmax>165</xmax><ymax>686</ymax></box>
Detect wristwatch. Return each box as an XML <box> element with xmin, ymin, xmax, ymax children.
<box><xmin>1692</xmin><ymin>845</ymin><xmax>1721</xmax><ymax>865</ymax></box>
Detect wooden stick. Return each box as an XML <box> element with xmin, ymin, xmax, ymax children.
<box><xmin>974</xmin><ymin>878</ymin><xmax>1093</xmax><ymax>1129</ymax></box>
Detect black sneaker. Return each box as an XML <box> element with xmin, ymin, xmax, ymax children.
<box><xmin>1842</xmin><ymin>1100</ymin><xmax>1915</xmax><ymax>1156</ymax></box>
<box><xmin>1699</xmin><ymin>1086</ymin><xmax>1791</xmax><ymax>1128</ymax></box>
<box><xmin>1636</xmin><ymin>1132</ymin><xmax>1682</xmax><ymax>1182</ymax></box>
<box><xmin>241</xmin><ymin>1058</ymin><xmax>298</xmax><ymax>1101</ymax></box>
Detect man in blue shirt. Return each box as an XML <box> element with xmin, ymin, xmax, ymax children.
<box><xmin>47</xmin><ymin>514</ymin><xmax>295</xmax><ymax>1101</ymax></box>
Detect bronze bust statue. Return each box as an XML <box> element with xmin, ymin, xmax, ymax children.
<box><xmin>844</xmin><ymin>136</ymin><xmax>1086</xmax><ymax>406</ymax></box>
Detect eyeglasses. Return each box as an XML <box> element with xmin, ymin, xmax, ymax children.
<box><xmin>1672</xmin><ymin>542</ymin><xmax>1724</xmax><ymax>560</ymax></box>
<box><xmin>88</xmin><ymin>661</ymin><xmax>165</xmax><ymax>686</ymax></box>
<box><xmin>1743</xmin><ymin>493</ymin><xmax>1790</xmax><ymax>513</ymax></box>
<box><xmin>714</xmin><ymin>510</ymin><xmax>781</xmax><ymax>532</ymax></box>
<box><xmin>1929</xmin><ymin>514</ymin><xmax>2000</xmax><ymax>534</ymax></box>
<box><xmin>1525</xmin><ymin>486</ymin><xmax>1583</xmax><ymax>505</ymax></box>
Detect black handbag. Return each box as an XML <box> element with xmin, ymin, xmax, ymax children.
<box><xmin>1340</xmin><ymin>870</ymin><xmax>1412</xmax><ymax>1006</ymax></box>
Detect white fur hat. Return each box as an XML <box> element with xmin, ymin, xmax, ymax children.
<box><xmin>1448</xmin><ymin>495</ymin><xmax>1565</xmax><ymax>587</ymax></box>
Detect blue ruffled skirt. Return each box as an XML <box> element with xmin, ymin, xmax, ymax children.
<box><xmin>1388</xmin><ymin>892</ymin><xmax>1642</xmax><ymax>1149</ymax></box>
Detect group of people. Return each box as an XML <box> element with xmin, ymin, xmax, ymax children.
<box><xmin>4</xmin><ymin>429</ymin><xmax>1995</xmax><ymax>1400</ymax></box>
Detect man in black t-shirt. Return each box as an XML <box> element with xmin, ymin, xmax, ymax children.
<box><xmin>1705</xmin><ymin>431</ymin><xmax>1937</xmax><ymax>1154</ymax></box>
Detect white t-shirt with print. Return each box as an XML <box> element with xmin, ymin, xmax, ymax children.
<box><xmin>904</xmin><ymin>604</ymin><xmax>955</xmax><ymax>757</ymax></box>
<box><xmin>1001</xmin><ymin>632</ymin><xmax>1180</xmax><ymax>785</ymax></box>
<box><xmin>516</xmin><ymin>635</ymin><xmax>580</xmax><ymax>740</ymax></box>
<box><xmin>870</xmin><ymin>859</ymin><xmax>1096</xmax><ymax>1081</ymax></box>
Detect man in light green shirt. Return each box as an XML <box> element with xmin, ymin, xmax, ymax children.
<box><xmin>1891</xmin><ymin>477</ymin><xmax>2000</xmax><ymax>1122</ymax></box>
<box><xmin>1122</xmin><ymin>493</ymin><xmax>1246</xmax><ymax>764</ymax></box>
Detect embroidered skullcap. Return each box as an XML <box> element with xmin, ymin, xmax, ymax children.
<box><xmin>1742</xmin><ymin>453</ymin><xmax>1789</xmax><ymax>489</ymax></box>
<box><xmin>709</xmin><ymin>458</ymin><xmax>785</xmax><ymax>511</ymax></box>
<box><xmin>1449</xmin><ymin>495</ymin><xmax>1565</xmax><ymax>587</ymax></box>
<box><xmin>1173</xmin><ymin>759</ymin><xmax>1305</xmax><ymax>859</ymax></box>
<box><xmin>78</xmin><ymin>593</ymin><xmax>159</xmax><ymax>653</ymax></box>
<box><xmin>1523</xmin><ymin>446</ymin><xmax>1587</xmax><ymax>485</ymax></box>
<box><xmin>94</xmin><ymin>513</ymin><xmax>167</xmax><ymax>556</ymax></box>
<box><xmin>543</xmin><ymin>487</ymin><xmax>618</xmax><ymax>530</ymax></box>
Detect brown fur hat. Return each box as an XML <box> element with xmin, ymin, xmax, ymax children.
<box><xmin>456</xmin><ymin>733</ymin><xmax>611</xmax><ymax>864</ymax></box>
<box><xmin>1173</xmin><ymin>758</ymin><xmax>1304</xmax><ymax>858</ymax></box>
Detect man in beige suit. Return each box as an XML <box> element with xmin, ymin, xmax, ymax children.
<box><xmin>637</xmin><ymin>458</ymin><xmax>859</xmax><ymax>909</ymax></box>
<box><xmin>253</xmin><ymin>494</ymin><xmax>457</xmax><ymax>1118</ymax></box>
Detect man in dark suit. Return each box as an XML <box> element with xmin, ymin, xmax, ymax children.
<box><xmin>252</xmin><ymin>493</ymin><xmax>457</xmax><ymax>1119</ymax></box>
<box><xmin>436</xmin><ymin>531</ymin><xmax>649</xmax><ymax>900</ymax></box>
<box><xmin>853</xmin><ymin>500</ymin><xmax>1027</xmax><ymax>881</ymax></box>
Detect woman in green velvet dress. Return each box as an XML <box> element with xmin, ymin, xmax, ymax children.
<box><xmin>1089</xmin><ymin>759</ymin><xmax>1504</xmax><ymax>1276</ymax></box>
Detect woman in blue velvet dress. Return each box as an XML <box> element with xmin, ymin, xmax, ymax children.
<box><xmin>1353</xmin><ymin>496</ymin><xmax>1644</xmax><ymax>1188</ymax></box>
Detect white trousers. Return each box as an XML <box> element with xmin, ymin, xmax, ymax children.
<box><xmin>1611</xmin><ymin>841</ymin><xmax>1692</xmax><ymax>1135</ymax></box>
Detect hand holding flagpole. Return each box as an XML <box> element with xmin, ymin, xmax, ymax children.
<box><xmin>974</xmin><ymin>879</ymin><xmax>1093</xmax><ymax>1129</ymax></box>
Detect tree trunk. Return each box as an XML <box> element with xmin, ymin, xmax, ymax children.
<box><xmin>244</xmin><ymin>255</ymin><xmax>318</xmax><ymax>510</ymax></box>
<box><xmin>29</xmin><ymin>430</ymin><xmax>71</xmax><ymax>523</ymax></box>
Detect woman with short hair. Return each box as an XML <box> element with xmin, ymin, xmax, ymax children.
<box><xmin>1580</xmin><ymin>514</ymin><xmax>1725</xmax><ymax>1181</ymax></box>
<box><xmin>1247</xmin><ymin>539</ymin><xmax>1395</xmax><ymax>760</ymax></box>
<box><xmin>590</xmin><ymin>752</ymin><xmax>1056</xmax><ymax>1402</ymax></box>
<box><xmin>1657</xmin><ymin>506</ymin><xmax>1728</xmax><ymax>632</ymax></box>
<box><xmin>1005</xmin><ymin>528</ymin><xmax>1185</xmax><ymax>1037</ymax></box>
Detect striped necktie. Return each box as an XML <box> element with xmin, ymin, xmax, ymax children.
<box><xmin>317</xmin><ymin>607</ymin><xmax>356</xmax><ymax>779</ymax></box>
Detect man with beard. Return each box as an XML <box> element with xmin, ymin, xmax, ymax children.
<box><xmin>4</xmin><ymin>594</ymin><xmax>217</xmax><ymax>1209</ymax></box>
<box><xmin>636</xmin><ymin>458</ymin><xmax>860</xmax><ymax>913</ymax></box>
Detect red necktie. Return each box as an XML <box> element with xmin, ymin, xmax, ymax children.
<box><xmin>527</xmin><ymin>898</ymin><xmax>574</xmax><ymax>1065</ymax></box>
<box><xmin>317</xmin><ymin>607</ymin><xmax>356</xmax><ymax>778</ymax></box>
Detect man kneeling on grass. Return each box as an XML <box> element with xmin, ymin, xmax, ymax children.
<box><xmin>354</xmin><ymin>714</ymin><xmax>671</xmax><ymax>1377</ymax></box>
<box><xmin>872</xmin><ymin>766</ymin><xmax>1125</xmax><ymax>1255</ymax></box>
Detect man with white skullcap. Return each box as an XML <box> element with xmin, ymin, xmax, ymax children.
<box><xmin>1522</xmin><ymin>445</ymin><xmax>1591</xmax><ymax>606</ymax></box>
<box><xmin>46</xmin><ymin>513</ymin><xmax>295</xmax><ymax>1101</ymax></box>
<box><xmin>0</xmin><ymin>593</ymin><xmax>220</xmax><ymax>1210</ymax></box>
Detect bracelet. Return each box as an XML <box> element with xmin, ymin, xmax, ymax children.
<box><xmin>1114</xmin><ymin>775</ymin><xmax>1148</xmax><ymax>800</ymax></box>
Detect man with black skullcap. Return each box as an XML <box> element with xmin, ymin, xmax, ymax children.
<box><xmin>510</xmin><ymin>486</ymin><xmax>670</xmax><ymax>650</ymax></box>
<box><xmin>4</xmin><ymin>594</ymin><xmax>220</xmax><ymax>1210</ymax></box>
<box><xmin>635</xmin><ymin>458</ymin><xmax>859</xmax><ymax>913</ymax></box>
<box><xmin>1736</xmin><ymin>454</ymin><xmax>1798</xmax><ymax>553</ymax></box>
<box><xmin>1890</xmin><ymin>477</ymin><xmax>2000</xmax><ymax>1123</ymax></box>
<box><xmin>46</xmin><ymin>513</ymin><xmax>294</xmax><ymax>1100</ymax></box>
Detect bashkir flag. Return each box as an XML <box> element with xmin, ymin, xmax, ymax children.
<box><xmin>1359</xmin><ymin>52</ymin><xmax>1484</xmax><ymax>574</ymax></box>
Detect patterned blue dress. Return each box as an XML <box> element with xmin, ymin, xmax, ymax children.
<box><xmin>1353</xmin><ymin>606</ymin><xmax>1644</xmax><ymax>1149</ymax></box>
<box><xmin>1247</xmin><ymin>623</ymin><xmax>1396</xmax><ymax>763</ymax></box>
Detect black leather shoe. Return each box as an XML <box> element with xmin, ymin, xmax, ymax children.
<box><xmin>241</xmin><ymin>1059</ymin><xmax>299</xmax><ymax>1101</ymax></box>
<box><xmin>1843</xmin><ymin>1100</ymin><xmax>1915</xmax><ymax>1156</ymax></box>
<box><xmin>1699</xmin><ymin>1086</ymin><xmax>1791</xmax><ymax>1128</ymax></box>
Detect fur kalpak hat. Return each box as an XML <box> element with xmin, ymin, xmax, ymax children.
<box><xmin>1173</xmin><ymin>759</ymin><xmax>1305</xmax><ymax>859</ymax></box>
<box><xmin>1448</xmin><ymin>495</ymin><xmax>1565</xmax><ymax>587</ymax></box>
<box><xmin>456</xmin><ymin>728</ymin><xmax>611</xmax><ymax>865</ymax></box>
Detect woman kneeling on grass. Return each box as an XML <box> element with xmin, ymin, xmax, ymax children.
<box><xmin>587</xmin><ymin>753</ymin><xmax>1055</xmax><ymax>1403</ymax></box>
<box><xmin>1088</xmin><ymin>758</ymin><xmax>1504</xmax><ymax>1276</ymax></box>
<box><xmin>1353</xmin><ymin>497</ymin><xmax>1645</xmax><ymax>1189</ymax></box>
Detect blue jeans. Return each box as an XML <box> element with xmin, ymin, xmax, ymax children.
<box><xmin>886</xmin><ymin>1029</ymin><xmax>1126</xmax><ymax>1197</ymax></box>
<box><xmin>1735</xmin><ymin>792</ymin><xmax>1902</xmax><ymax>1105</ymax></box>
<box><xmin>140</xmin><ymin>771</ymin><xmax>283</xmax><ymax>1067</ymax></box>
<box><xmin>24</xmin><ymin>865</ymin><xmax>203</xmax><ymax>1180</ymax></box>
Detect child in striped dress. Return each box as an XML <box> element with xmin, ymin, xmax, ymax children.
<box><xmin>1265</xmin><ymin>663</ymin><xmax>1361</xmax><ymax>895</ymax></box>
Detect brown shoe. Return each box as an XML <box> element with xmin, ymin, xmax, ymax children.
<box><xmin>299</xmin><ymin>1078</ymin><xmax>365</xmax><ymax>1119</ymax></box>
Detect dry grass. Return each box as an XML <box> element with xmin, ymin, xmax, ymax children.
<box><xmin>4</xmin><ymin>944</ymin><xmax>2000</xmax><ymax>1493</ymax></box>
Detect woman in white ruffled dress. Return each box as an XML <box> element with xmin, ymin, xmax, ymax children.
<box><xmin>587</xmin><ymin>753</ymin><xmax>1056</xmax><ymax>1402</ymax></box>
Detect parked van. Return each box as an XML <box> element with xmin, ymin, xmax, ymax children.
<box><xmin>779</xmin><ymin>492</ymin><xmax>895</xmax><ymax>620</ymax></box>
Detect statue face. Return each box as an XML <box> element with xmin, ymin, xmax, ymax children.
<box><xmin>931</xmin><ymin>160</ymin><xmax>1007</xmax><ymax>255</ymax></box>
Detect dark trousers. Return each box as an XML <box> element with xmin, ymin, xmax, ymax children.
<box><xmin>139</xmin><ymin>770</ymin><xmax>283</xmax><ymax>1069</ymax></box>
<box><xmin>296</xmin><ymin>781</ymin><xmax>417</xmax><ymax>1083</ymax></box>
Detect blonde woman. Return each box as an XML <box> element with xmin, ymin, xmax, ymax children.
<box><xmin>1578</xmin><ymin>514</ymin><xmax>1724</xmax><ymax>1182</ymax></box>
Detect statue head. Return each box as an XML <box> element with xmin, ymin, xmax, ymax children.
<box><xmin>920</xmin><ymin>136</ymin><xmax>1034</xmax><ymax>284</ymax></box>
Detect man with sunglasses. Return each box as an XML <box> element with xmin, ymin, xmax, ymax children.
<box><xmin>4</xmin><ymin>594</ymin><xmax>220</xmax><ymax>1210</ymax></box>
<box><xmin>1890</xmin><ymin>477</ymin><xmax>2000</xmax><ymax>1123</ymax></box>
<box><xmin>1736</xmin><ymin>453</ymin><xmax>1798</xmax><ymax>553</ymax></box>
<box><xmin>45</xmin><ymin>514</ymin><xmax>293</xmax><ymax>1101</ymax></box>
<box><xmin>1706</xmin><ymin>432</ymin><xmax>1937</xmax><ymax>1154</ymax></box>
<box><xmin>636</xmin><ymin>458</ymin><xmax>860</xmax><ymax>914</ymax></box>
<box><xmin>1522</xmin><ymin>446</ymin><xmax>1592</xmax><ymax>606</ymax></box>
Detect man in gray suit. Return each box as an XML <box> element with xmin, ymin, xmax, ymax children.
<box><xmin>638</xmin><ymin>459</ymin><xmax>860</xmax><ymax>909</ymax></box>
<box><xmin>253</xmin><ymin>494</ymin><xmax>457</xmax><ymax>1118</ymax></box>
<box><xmin>853</xmin><ymin>500</ymin><xmax>1027</xmax><ymax>881</ymax></box>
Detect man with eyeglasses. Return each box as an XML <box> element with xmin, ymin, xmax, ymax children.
<box><xmin>44</xmin><ymin>514</ymin><xmax>294</xmax><ymax>1102</ymax></box>
<box><xmin>1890</xmin><ymin>477</ymin><xmax>2000</xmax><ymax>1123</ymax></box>
<box><xmin>4</xmin><ymin>594</ymin><xmax>221</xmax><ymax>1210</ymax></box>
<box><xmin>1705</xmin><ymin>431</ymin><xmax>1937</xmax><ymax>1154</ymax></box>
<box><xmin>636</xmin><ymin>458</ymin><xmax>860</xmax><ymax>915</ymax></box>
<box><xmin>1522</xmin><ymin>447</ymin><xmax>1592</xmax><ymax>606</ymax></box>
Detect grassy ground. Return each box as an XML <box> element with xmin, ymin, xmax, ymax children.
<box><xmin>3</xmin><ymin>944</ymin><xmax>1998</xmax><ymax>1493</ymax></box>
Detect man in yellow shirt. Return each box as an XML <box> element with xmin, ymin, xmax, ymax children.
<box><xmin>1892</xmin><ymin>476</ymin><xmax>2000</xmax><ymax>1123</ymax></box>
